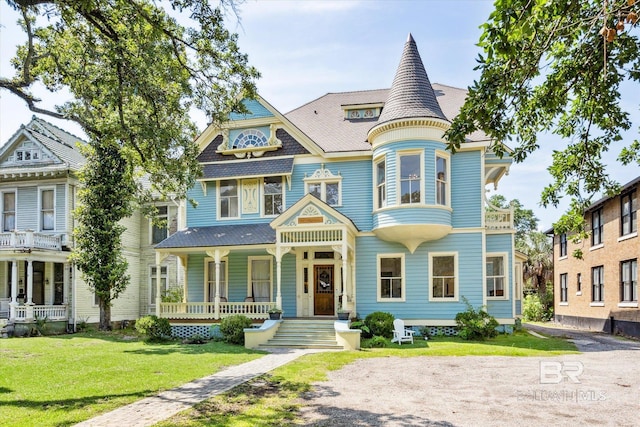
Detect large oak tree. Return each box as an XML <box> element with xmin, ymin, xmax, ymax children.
<box><xmin>447</xmin><ymin>0</ymin><xmax>640</xmax><ymax>246</ymax></box>
<box><xmin>1</xmin><ymin>0</ymin><xmax>259</xmax><ymax>329</ymax></box>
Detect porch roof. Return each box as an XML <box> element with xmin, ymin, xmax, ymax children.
<box><xmin>155</xmin><ymin>223</ymin><xmax>276</xmax><ymax>249</ymax></box>
<box><xmin>200</xmin><ymin>156</ymin><xmax>294</xmax><ymax>180</ymax></box>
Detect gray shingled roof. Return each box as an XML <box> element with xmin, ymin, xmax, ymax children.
<box><xmin>377</xmin><ymin>34</ymin><xmax>447</xmax><ymax>125</ymax></box>
<box><xmin>155</xmin><ymin>223</ymin><xmax>276</xmax><ymax>249</ymax></box>
<box><xmin>201</xmin><ymin>157</ymin><xmax>294</xmax><ymax>179</ymax></box>
<box><xmin>0</xmin><ymin>116</ymin><xmax>87</xmax><ymax>170</ymax></box>
<box><xmin>285</xmin><ymin>86</ymin><xmax>489</xmax><ymax>153</ymax></box>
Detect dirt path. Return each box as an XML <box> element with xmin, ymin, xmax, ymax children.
<box><xmin>298</xmin><ymin>324</ymin><xmax>640</xmax><ymax>426</ymax></box>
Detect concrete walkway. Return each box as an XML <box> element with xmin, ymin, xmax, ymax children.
<box><xmin>75</xmin><ymin>348</ymin><xmax>322</xmax><ymax>427</ymax></box>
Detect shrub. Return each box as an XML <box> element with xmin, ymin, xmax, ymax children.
<box><xmin>455</xmin><ymin>300</ymin><xmax>499</xmax><ymax>341</ymax></box>
<box><xmin>364</xmin><ymin>311</ymin><xmax>395</xmax><ymax>338</ymax></box>
<box><xmin>523</xmin><ymin>291</ymin><xmax>554</xmax><ymax>321</ymax></box>
<box><xmin>135</xmin><ymin>315</ymin><xmax>172</xmax><ymax>342</ymax></box>
<box><xmin>219</xmin><ymin>315</ymin><xmax>252</xmax><ymax>345</ymax></box>
<box><xmin>161</xmin><ymin>287</ymin><xmax>184</xmax><ymax>303</ymax></box>
<box><xmin>363</xmin><ymin>335</ymin><xmax>389</xmax><ymax>348</ymax></box>
<box><xmin>350</xmin><ymin>320</ymin><xmax>371</xmax><ymax>338</ymax></box>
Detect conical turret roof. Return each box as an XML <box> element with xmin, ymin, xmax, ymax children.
<box><xmin>377</xmin><ymin>34</ymin><xmax>447</xmax><ymax>124</ymax></box>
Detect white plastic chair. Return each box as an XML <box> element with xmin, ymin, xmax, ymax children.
<box><xmin>391</xmin><ymin>319</ymin><xmax>415</xmax><ymax>345</ymax></box>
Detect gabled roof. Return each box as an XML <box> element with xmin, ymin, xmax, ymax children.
<box><xmin>270</xmin><ymin>193</ymin><xmax>360</xmax><ymax>233</ymax></box>
<box><xmin>155</xmin><ymin>223</ymin><xmax>276</xmax><ymax>250</ymax></box>
<box><xmin>0</xmin><ymin>116</ymin><xmax>86</xmax><ymax>171</ymax></box>
<box><xmin>377</xmin><ymin>33</ymin><xmax>447</xmax><ymax>125</ymax></box>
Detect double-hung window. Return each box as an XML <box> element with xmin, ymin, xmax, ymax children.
<box><xmin>219</xmin><ymin>179</ymin><xmax>239</xmax><ymax>218</ymax></box>
<box><xmin>399</xmin><ymin>153</ymin><xmax>421</xmax><ymax>204</ymax></box>
<box><xmin>206</xmin><ymin>260</ymin><xmax>227</xmax><ymax>301</ymax></box>
<box><xmin>2</xmin><ymin>191</ymin><xmax>15</xmax><ymax>232</ymax></box>
<box><xmin>151</xmin><ymin>206</ymin><xmax>168</xmax><ymax>244</ymax></box>
<box><xmin>40</xmin><ymin>188</ymin><xmax>54</xmax><ymax>231</ymax></box>
<box><xmin>378</xmin><ymin>255</ymin><xmax>404</xmax><ymax>300</ymax></box>
<box><xmin>592</xmin><ymin>266</ymin><xmax>604</xmax><ymax>302</ymax></box>
<box><xmin>486</xmin><ymin>256</ymin><xmax>506</xmax><ymax>298</ymax></box>
<box><xmin>620</xmin><ymin>259</ymin><xmax>637</xmax><ymax>303</ymax></box>
<box><xmin>430</xmin><ymin>253</ymin><xmax>457</xmax><ymax>300</ymax></box>
<box><xmin>436</xmin><ymin>155</ymin><xmax>448</xmax><ymax>206</ymax></box>
<box><xmin>560</xmin><ymin>273</ymin><xmax>568</xmax><ymax>303</ymax></box>
<box><xmin>263</xmin><ymin>176</ymin><xmax>283</xmax><ymax>216</ymax></box>
<box><xmin>621</xmin><ymin>191</ymin><xmax>637</xmax><ymax>236</ymax></box>
<box><xmin>375</xmin><ymin>159</ymin><xmax>386</xmax><ymax>209</ymax></box>
<box><xmin>591</xmin><ymin>208</ymin><xmax>603</xmax><ymax>246</ymax></box>
<box><xmin>249</xmin><ymin>257</ymin><xmax>272</xmax><ymax>302</ymax></box>
<box><xmin>559</xmin><ymin>233</ymin><xmax>567</xmax><ymax>257</ymax></box>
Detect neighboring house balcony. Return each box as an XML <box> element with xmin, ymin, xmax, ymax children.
<box><xmin>0</xmin><ymin>230</ymin><xmax>72</xmax><ymax>252</ymax></box>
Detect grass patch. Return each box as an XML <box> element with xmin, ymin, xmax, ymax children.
<box><xmin>0</xmin><ymin>330</ymin><xmax>264</xmax><ymax>427</ymax></box>
<box><xmin>159</xmin><ymin>331</ymin><xmax>578</xmax><ymax>426</ymax></box>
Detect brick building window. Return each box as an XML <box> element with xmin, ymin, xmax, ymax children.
<box><xmin>560</xmin><ymin>273</ymin><xmax>568</xmax><ymax>302</ymax></box>
<box><xmin>591</xmin><ymin>208</ymin><xmax>603</xmax><ymax>246</ymax></box>
<box><xmin>559</xmin><ymin>233</ymin><xmax>567</xmax><ymax>257</ymax></box>
<box><xmin>620</xmin><ymin>259</ymin><xmax>637</xmax><ymax>303</ymax></box>
<box><xmin>621</xmin><ymin>191</ymin><xmax>637</xmax><ymax>236</ymax></box>
<box><xmin>592</xmin><ymin>266</ymin><xmax>604</xmax><ymax>302</ymax></box>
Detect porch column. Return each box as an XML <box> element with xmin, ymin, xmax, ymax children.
<box><xmin>155</xmin><ymin>252</ymin><xmax>169</xmax><ymax>316</ymax></box>
<box><xmin>26</xmin><ymin>259</ymin><xmax>33</xmax><ymax>304</ymax></box>
<box><xmin>206</xmin><ymin>250</ymin><xmax>229</xmax><ymax>320</ymax></box>
<box><xmin>350</xmin><ymin>256</ymin><xmax>356</xmax><ymax>312</ymax></box>
<box><xmin>267</xmin><ymin>247</ymin><xmax>290</xmax><ymax>310</ymax></box>
<box><xmin>178</xmin><ymin>255</ymin><xmax>188</xmax><ymax>302</ymax></box>
<box><xmin>9</xmin><ymin>260</ymin><xmax>18</xmax><ymax>320</ymax></box>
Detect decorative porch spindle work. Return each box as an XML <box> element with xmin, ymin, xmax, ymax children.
<box><xmin>0</xmin><ymin>231</ymin><xmax>63</xmax><ymax>250</ymax></box>
<box><xmin>160</xmin><ymin>301</ymin><xmax>274</xmax><ymax>320</ymax></box>
<box><xmin>280</xmin><ymin>229</ymin><xmax>343</xmax><ymax>244</ymax></box>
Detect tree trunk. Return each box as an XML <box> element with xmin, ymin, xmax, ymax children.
<box><xmin>99</xmin><ymin>298</ymin><xmax>112</xmax><ymax>331</ymax></box>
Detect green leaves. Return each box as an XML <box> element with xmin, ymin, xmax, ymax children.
<box><xmin>447</xmin><ymin>0</ymin><xmax>640</xmax><ymax>238</ymax></box>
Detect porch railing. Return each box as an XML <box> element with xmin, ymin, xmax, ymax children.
<box><xmin>0</xmin><ymin>231</ymin><xmax>66</xmax><ymax>251</ymax></box>
<box><xmin>160</xmin><ymin>301</ymin><xmax>274</xmax><ymax>320</ymax></box>
<box><xmin>12</xmin><ymin>304</ymin><xmax>68</xmax><ymax>321</ymax></box>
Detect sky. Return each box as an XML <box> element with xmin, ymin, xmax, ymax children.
<box><xmin>1</xmin><ymin>0</ymin><xmax>638</xmax><ymax>230</ymax></box>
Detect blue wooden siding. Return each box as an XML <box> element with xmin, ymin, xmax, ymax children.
<box><xmin>187</xmin><ymin>254</ymin><xmax>206</xmax><ymax>302</ymax></box>
<box><xmin>486</xmin><ymin>300</ymin><xmax>512</xmax><ymax>319</ymax></box>
<box><xmin>228</xmin><ymin>99</ymin><xmax>274</xmax><ymax>120</ymax></box>
<box><xmin>55</xmin><ymin>184</ymin><xmax>66</xmax><ymax>231</ymax></box>
<box><xmin>187</xmin><ymin>182</ymin><xmax>216</xmax><ymax>227</ymax></box>
<box><xmin>451</xmin><ymin>150</ymin><xmax>482</xmax><ymax>228</ymax></box>
<box><xmin>355</xmin><ymin>232</ymin><xmax>484</xmax><ymax>320</ymax></box>
<box><xmin>16</xmin><ymin>186</ymin><xmax>37</xmax><ymax>231</ymax></box>
<box><xmin>373</xmin><ymin>206</ymin><xmax>451</xmax><ymax>229</ymax></box>
<box><xmin>515</xmin><ymin>300</ymin><xmax>522</xmax><ymax>315</ymax></box>
<box><xmin>281</xmin><ymin>253</ymin><xmax>297</xmax><ymax>315</ymax></box>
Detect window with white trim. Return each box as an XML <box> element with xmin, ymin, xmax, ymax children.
<box><xmin>486</xmin><ymin>255</ymin><xmax>506</xmax><ymax>298</ymax></box>
<box><xmin>436</xmin><ymin>155</ymin><xmax>448</xmax><ymax>206</ymax></box>
<box><xmin>592</xmin><ymin>265</ymin><xmax>604</xmax><ymax>302</ymax></box>
<box><xmin>375</xmin><ymin>158</ymin><xmax>386</xmax><ymax>209</ymax></box>
<box><xmin>219</xmin><ymin>179</ymin><xmax>239</xmax><ymax>218</ymax></box>
<box><xmin>560</xmin><ymin>273</ymin><xmax>568</xmax><ymax>302</ymax></box>
<box><xmin>559</xmin><ymin>233</ymin><xmax>567</xmax><ymax>257</ymax></box>
<box><xmin>304</xmin><ymin>167</ymin><xmax>342</xmax><ymax>206</ymax></box>
<box><xmin>151</xmin><ymin>206</ymin><xmax>168</xmax><ymax>244</ymax></box>
<box><xmin>620</xmin><ymin>259</ymin><xmax>637</xmax><ymax>303</ymax></box>
<box><xmin>378</xmin><ymin>255</ymin><xmax>404</xmax><ymax>300</ymax></box>
<box><xmin>263</xmin><ymin>176</ymin><xmax>283</xmax><ymax>216</ymax></box>
<box><xmin>399</xmin><ymin>153</ymin><xmax>421</xmax><ymax>204</ymax></box>
<box><xmin>40</xmin><ymin>188</ymin><xmax>54</xmax><ymax>231</ymax></box>
<box><xmin>621</xmin><ymin>191</ymin><xmax>637</xmax><ymax>236</ymax></box>
<box><xmin>591</xmin><ymin>208</ymin><xmax>603</xmax><ymax>246</ymax></box>
<box><xmin>1</xmin><ymin>191</ymin><xmax>15</xmax><ymax>232</ymax></box>
<box><xmin>150</xmin><ymin>266</ymin><xmax>168</xmax><ymax>304</ymax></box>
<box><xmin>430</xmin><ymin>253</ymin><xmax>457</xmax><ymax>300</ymax></box>
<box><xmin>249</xmin><ymin>257</ymin><xmax>272</xmax><ymax>302</ymax></box>
<box><xmin>205</xmin><ymin>260</ymin><xmax>227</xmax><ymax>302</ymax></box>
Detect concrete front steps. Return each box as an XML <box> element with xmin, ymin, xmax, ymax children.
<box><xmin>260</xmin><ymin>318</ymin><xmax>344</xmax><ymax>350</ymax></box>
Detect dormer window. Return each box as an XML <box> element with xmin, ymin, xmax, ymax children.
<box><xmin>342</xmin><ymin>103</ymin><xmax>383</xmax><ymax>120</ymax></box>
<box><xmin>216</xmin><ymin>124</ymin><xmax>282</xmax><ymax>158</ymax></box>
<box><xmin>6</xmin><ymin>141</ymin><xmax>48</xmax><ymax>164</ymax></box>
<box><xmin>304</xmin><ymin>166</ymin><xmax>342</xmax><ymax>206</ymax></box>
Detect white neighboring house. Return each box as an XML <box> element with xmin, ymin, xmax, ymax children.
<box><xmin>0</xmin><ymin>116</ymin><xmax>182</xmax><ymax>333</ymax></box>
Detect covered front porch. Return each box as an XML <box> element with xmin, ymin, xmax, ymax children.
<box><xmin>154</xmin><ymin>195</ymin><xmax>358</xmax><ymax>322</ymax></box>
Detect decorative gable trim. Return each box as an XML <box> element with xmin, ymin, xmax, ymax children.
<box><xmin>216</xmin><ymin>124</ymin><xmax>282</xmax><ymax>158</ymax></box>
<box><xmin>270</xmin><ymin>193</ymin><xmax>358</xmax><ymax>234</ymax></box>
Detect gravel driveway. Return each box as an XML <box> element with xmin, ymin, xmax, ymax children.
<box><xmin>298</xmin><ymin>324</ymin><xmax>640</xmax><ymax>426</ymax></box>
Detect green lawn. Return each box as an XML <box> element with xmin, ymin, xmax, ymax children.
<box><xmin>159</xmin><ymin>331</ymin><xmax>578</xmax><ymax>426</ymax></box>
<box><xmin>0</xmin><ymin>330</ymin><xmax>265</xmax><ymax>427</ymax></box>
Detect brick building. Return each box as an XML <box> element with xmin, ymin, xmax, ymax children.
<box><xmin>551</xmin><ymin>176</ymin><xmax>639</xmax><ymax>337</ymax></box>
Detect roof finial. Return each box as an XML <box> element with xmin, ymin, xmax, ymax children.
<box><xmin>407</xmin><ymin>33</ymin><xmax>414</xmax><ymax>43</ymax></box>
